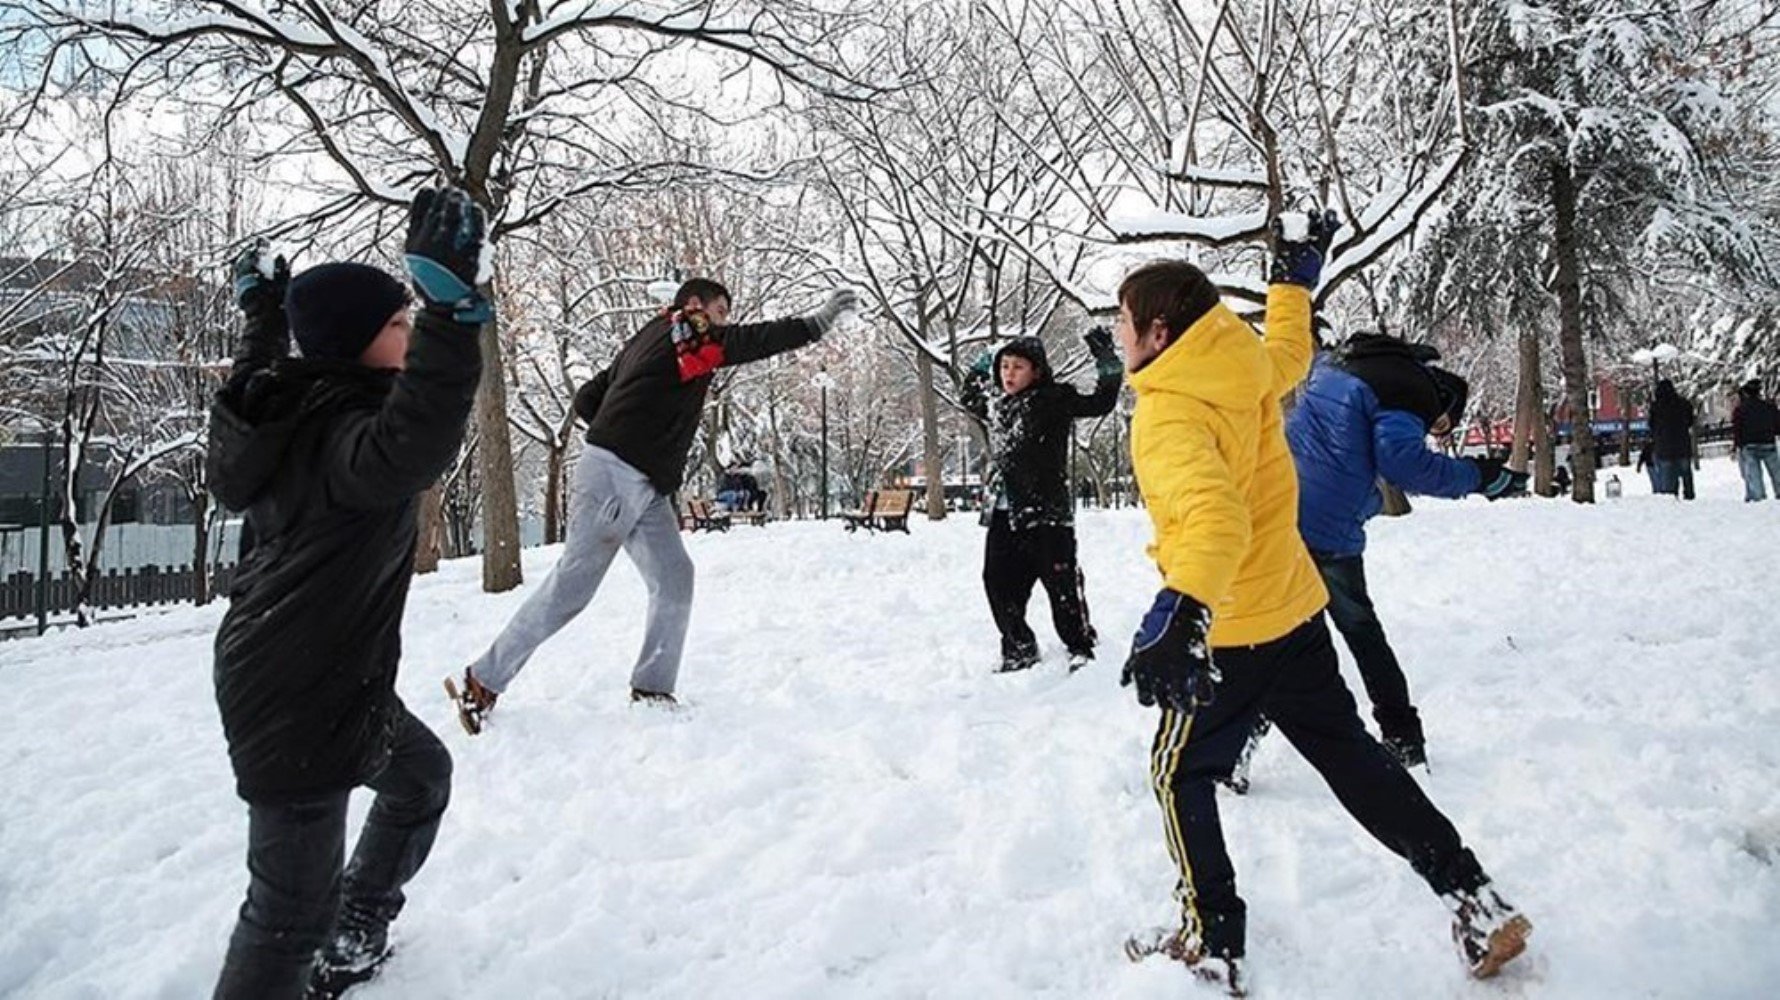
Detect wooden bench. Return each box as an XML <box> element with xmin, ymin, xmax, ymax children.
<box><xmin>728</xmin><ymin>509</ymin><xmax>770</xmax><ymax>527</ymax></box>
<box><xmin>679</xmin><ymin>498</ymin><xmax>731</xmax><ymax>533</ymax></box>
<box><xmin>840</xmin><ymin>489</ymin><xmax>913</xmax><ymax>534</ymax></box>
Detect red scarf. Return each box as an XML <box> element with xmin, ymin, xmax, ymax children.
<box><xmin>670</xmin><ymin>308</ymin><xmax>725</xmax><ymax>382</ymax></box>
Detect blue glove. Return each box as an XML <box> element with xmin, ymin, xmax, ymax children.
<box><xmin>403</xmin><ymin>186</ymin><xmax>493</xmax><ymax>325</ymax></box>
<box><xmin>232</xmin><ymin>242</ymin><xmax>289</xmax><ymax>316</ymax></box>
<box><xmin>1469</xmin><ymin>458</ymin><xmax>1529</xmax><ymax>500</ymax></box>
<box><xmin>1121</xmin><ymin>589</ymin><xmax>1219</xmax><ymax>711</ymax></box>
<box><xmin>1268</xmin><ymin>209</ymin><xmax>1340</xmax><ymax>288</ymax></box>
<box><xmin>970</xmin><ymin>351</ymin><xmax>994</xmax><ymax>377</ymax></box>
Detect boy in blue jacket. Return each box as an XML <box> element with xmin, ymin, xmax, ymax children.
<box><xmin>1283</xmin><ymin>334</ymin><xmax>1526</xmax><ymax>767</ymax></box>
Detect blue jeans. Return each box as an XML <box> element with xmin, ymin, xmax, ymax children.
<box><xmin>1740</xmin><ymin>444</ymin><xmax>1780</xmax><ymax>500</ymax></box>
<box><xmin>1655</xmin><ymin>459</ymin><xmax>1694</xmax><ymax>499</ymax></box>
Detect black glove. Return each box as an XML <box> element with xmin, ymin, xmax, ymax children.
<box><xmin>1470</xmin><ymin>458</ymin><xmax>1529</xmax><ymax>500</ymax></box>
<box><xmin>1268</xmin><ymin>209</ymin><xmax>1340</xmax><ymax>288</ymax></box>
<box><xmin>232</xmin><ymin>242</ymin><xmax>290</xmax><ymax>317</ymax></box>
<box><xmin>1084</xmin><ymin>327</ymin><xmax>1115</xmax><ymax>355</ymax></box>
<box><xmin>1121</xmin><ymin>589</ymin><xmax>1219</xmax><ymax>711</ymax></box>
<box><xmin>404</xmin><ymin>186</ymin><xmax>493</xmax><ymax>325</ymax></box>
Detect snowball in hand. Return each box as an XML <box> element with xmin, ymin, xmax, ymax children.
<box><xmin>256</xmin><ymin>246</ymin><xmax>281</xmax><ymax>280</ymax></box>
<box><xmin>1279</xmin><ymin>212</ymin><xmax>1310</xmax><ymax>243</ymax></box>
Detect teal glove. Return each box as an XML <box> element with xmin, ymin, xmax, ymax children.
<box><xmin>232</xmin><ymin>242</ymin><xmax>289</xmax><ymax>317</ymax></box>
<box><xmin>403</xmin><ymin>186</ymin><xmax>493</xmax><ymax>325</ymax></box>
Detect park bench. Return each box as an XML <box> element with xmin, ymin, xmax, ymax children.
<box><xmin>841</xmin><ymin>488</ymin><xmax>913</xmax><ymax>534</ymax></box>
<box><xmin>679</xmin><ymin>498</ymin><xmax>731</xmax><ymax>533</ymax></box>
<box><xmin>728</xmin><ymin>509</ymin><xmax>770</xmax><ymax>527</ymax></box>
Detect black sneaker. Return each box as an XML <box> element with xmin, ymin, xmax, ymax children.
<box><xmin>306</xmin><ymin>924</ymin><xmax>392</xmax><ymax>999</ymax></box>
<box><xmin>1444</xmin><ymin>885</ymin><xmax>1532</xmax><ymax>979</ymax></box>
<box><xmin>630</xmin><ymin>688</ymin><xmax>679</xmax><ymax>707</ymax></box>
<box><xmin>1384</xmin><ymin>736</ymin><xmax>1427</xmax><ymax>770</ymax></box>
<box><xmin>1066</xmin><ymin>649</ymin><xmax>1094</xmax><ymax>673</ymax></box>
<box><xmin>995</xmin><ymin>652</ymin><xmax>1039</xmax><ymax>673</ymax></box>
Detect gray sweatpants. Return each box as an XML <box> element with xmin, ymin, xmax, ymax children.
<box><xmin>469</xmin><ymin>446</ymin><xmax>694</xmax><ymax>696</ymax></box>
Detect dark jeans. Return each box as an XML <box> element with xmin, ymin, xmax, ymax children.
<box><xmin>1148</xmin><ymin>615</ymin><xmax>1485</xmax><ymax>958</ymax></box>
<box><xmin>1313</xmin><ymin>551</ymin><xmax>1423</xmax><ymax>748</ymax></box>
<box><xmin>214</xmin><ymin>705</ymin><xmax>452</xmax><ymax>1000</ymax></box>
<box><xmin>982</xmin><ymin>511</ymin><xmax>1096</xmax><ymax>662</ymax></box>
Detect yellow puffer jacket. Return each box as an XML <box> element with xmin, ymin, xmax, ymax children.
<box><xmin>1129</xmin><ymin>284</ymin><xmax>1328</xmax><ymax>648</ymax></box>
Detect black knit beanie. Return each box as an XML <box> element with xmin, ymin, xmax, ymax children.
<box><xmin>1427</xmin><ymin>365</ymin><xmax>1469</xmax><ymax>424</ymax></box>
<box><xmin>284</xmin><ymin>263</ymin><xmax>410</xmax><ymax>362</ymax></box>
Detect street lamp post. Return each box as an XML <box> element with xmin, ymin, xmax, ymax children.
<box><xmin>37</xmin><ymin>429</ymin><xmax>52</xmax><ymax>635</ymax></box>
<box><xmin>816</xmin><ymin>368</ymin><xmax>832</xmax><ymax>519</ymax></box>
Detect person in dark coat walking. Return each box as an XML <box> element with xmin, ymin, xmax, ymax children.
<box><xmin>449</xmin><ymin>280</ymin><xmax>856</xmax><ymax>729</ymax></box>
<box><xmin>960</xmin><ymin>330</ymin><xmax>1122</xmax><ymax>672</ymax></box>
<box><xmin>1283</xmin><ymin>334</ymin><xmax>1526</xmax><ymax>768</ymax></box>
<box><xmin>1648</xmin><ymin>378</ymin><xmax>1696</xmax><ymax>500</ymax></box>
<box><xmin>1732</xmin><ymin>379</ymin><xmax>1780</xmax><ymax>501</ymax></box>
<box><xmin>208</xmin><ymin>187</ymin><xmax>489</xmax><ymax>1000</ymax></box>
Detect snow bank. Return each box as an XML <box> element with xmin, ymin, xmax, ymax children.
<box><xmin>3</xmin><ymin>459</ymin><xmax>1777</xmax><ymax>998</ymax></box>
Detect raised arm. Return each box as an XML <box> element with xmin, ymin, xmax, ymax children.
<box><xmin>222</xmin><ymin>244</ymin><xmax>291</xmax><ymax>393</ymax></box>
<box><xmin>1065</xmin><ymin>327</ymin><xmax>1124</xmax><ymax>418</ymax></box>
<box><xmin>719</xmin><ymin>288</ymin><xmax>859</xmax><ymax>368</ymax></box>
<box><xmin>1263</xmin><ymin>210</ymin><xmax>1338</xmax><ymax>397</ymax></box>
<box><xmin>958</xmin><ymin>351</ymin><xmax>995</xmax><ymax>421</ymax></box>
<box><xmin>330</xmin><ymin>187</ymin><xmax>490</xmax><ymax>506</ymax></box>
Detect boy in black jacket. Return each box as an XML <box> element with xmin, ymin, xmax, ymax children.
<box><xmin>449</xmin><ymin>279</ymin><xmax>856</xmax><ymax>730</ymax></box>
<box><xmin>208</xmin><ymin>187</ymin><xmax>488</xmax><ymax>1000</ymax></box>
<box><xmin>960</xmin><ymin>329</ymin><xmax>1122</xmax><ymax>672</ymax></box>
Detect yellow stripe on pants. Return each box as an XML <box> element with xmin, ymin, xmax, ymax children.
<box><xmin>1150</xmin><ymin>707</ymin><xmax>1201</xmax><ymax>936</ymax></box>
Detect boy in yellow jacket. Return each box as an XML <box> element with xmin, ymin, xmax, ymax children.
<box><xmin>1114</xmin><ymin>216</ymin><xmax>1530</xmax><ymax>995</ymax></box>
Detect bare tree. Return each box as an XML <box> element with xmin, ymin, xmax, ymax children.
<box><xmin>13</xmin><ymin>0</ymin><xmax>882</xmax><ymax>590</ymax></box>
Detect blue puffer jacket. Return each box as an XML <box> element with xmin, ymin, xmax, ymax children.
<box><xmin>1287</xmin><ymin>354</ymin><xmax>1480</xmax><ymax>557</ymax></box>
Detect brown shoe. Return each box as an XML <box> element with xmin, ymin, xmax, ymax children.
<box><xmin>629</xmin><ymin>688</ymin><xmax>679</xmax><ymax>707</ymax></box>
<box><xmin>1447</xmin><ymin>886</ymin><xmax>1532</xmax><ymax>979</ymax></box>
<box><xmin>444</xmin><ymin>670</ymin><xmax>498</xmax><ymax>735</ymax></box>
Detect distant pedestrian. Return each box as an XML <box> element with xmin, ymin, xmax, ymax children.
<box><xmin>1648</xmin><ymin>379</ymin><xmax>1695</xmax><ymax>500</ymax></box>
<box><xmin>1733</xmin><ymin>380</ymin><xmax>1780</xmax><ymax>501</ymax></box>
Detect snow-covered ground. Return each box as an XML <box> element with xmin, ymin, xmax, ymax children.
<box><xmin>4</xmin><ymin>458</ymin><xmax>1778</xmax><ymax>999</ymax></box>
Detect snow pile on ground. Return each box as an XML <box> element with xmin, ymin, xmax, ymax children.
<box><xmin>3</xmin><ymin>458</ymin><xmax>1778</xmax><ymax>999</ymax></box>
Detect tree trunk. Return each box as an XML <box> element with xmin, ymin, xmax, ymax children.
<box><xmin>1550</xmin><ymin>160</ymin><xmax>1597</xmax><ymax>504</ymax></box>
<box><xmin>414</xmin><ymin>483</ymin><xmax>445</xmax><ymax>574</ymax></box>
<box><xmin>543</xmin><ymin>446</ymin><xmax>563</xmax><ymax>545</ymax></box>
<box><xmin>1510</xmin><ymin>327</ymin><xmax>1543</xmax><ymax>482</ymax></box>
<box><xmin>918</xmin><ymin>350</ymin><xmax>945</xmax><ymax>520</ymax></box>
<box><xmin>1617</xmin><ymin>380</ymin><xmax>1633</xmax><ymax>467</ymax></box>
<box><xmin>1533</xmin><ymin>413</ymin><xmax>1555</xmax><ymax>495</ymax></box>
<box><xmin>475</xmin><ymin>314</ymin><xmax>524</xmax><ymax>590</ymax></box>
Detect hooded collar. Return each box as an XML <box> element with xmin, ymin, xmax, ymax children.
<box><xmin>1129</xmin><ymin>301</ymin><xmax>1267</xmax><ymax>411</ymax></box>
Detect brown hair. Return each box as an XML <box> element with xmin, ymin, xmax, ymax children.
<box><xmin>674</xmin><ymin>278</ymin><xmax>732</xmax><ymax>310</ymax></box>
<box><xmin>1117</xmin><ymin>260</ymin><xmax>1222</xmax><ymax>344</ymax></box>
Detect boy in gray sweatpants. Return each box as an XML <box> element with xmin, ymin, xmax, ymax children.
<box><xmin>447</xmin><ymin>278</ymin><xmax>855</xmax><ymax>732</ymax></box>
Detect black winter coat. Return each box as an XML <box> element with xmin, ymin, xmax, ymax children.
<box><xmin>960</xmin><ymin>337</ymin><xmax>1122</xmax><ymax>530</ymax></box>
<box><xmin>208</xmin><ymin>305</ymin><xmax>481</xmax><ymax>802</ymax></box>
<box><xmin>1733</xmin><ymin>394</ymin><xmax>1778</xmax><ymax>447</ymax></box>
<box><xmin>1647</xmin><ymin>382</ymin><xmax>1695</xmax><ymax>460</ymax></box>
<box><xmin>574</xmin><ymin>311</ymin><xmax>819</xmax><ymax>494</ymax></box>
